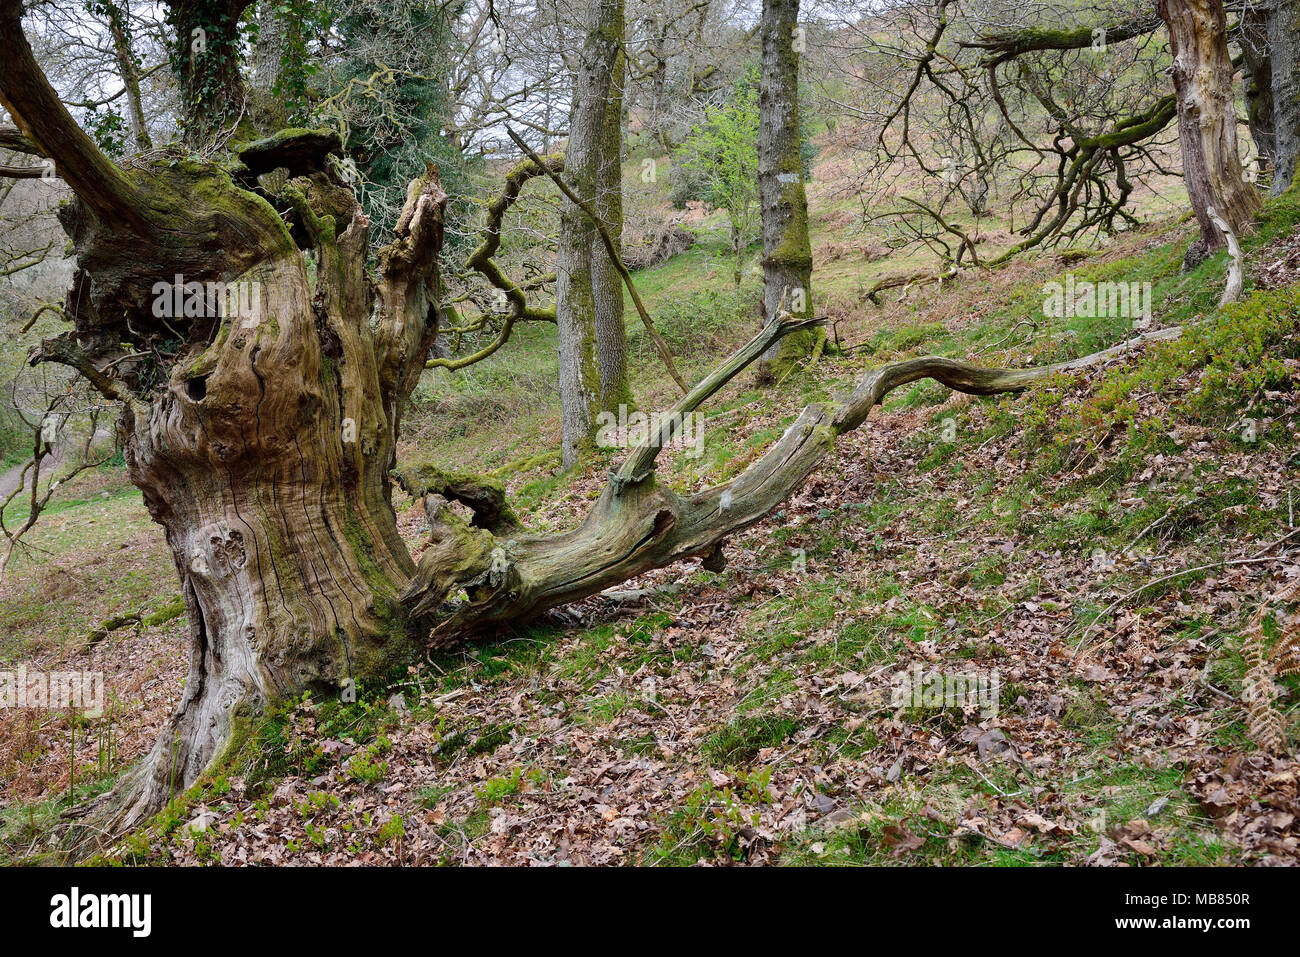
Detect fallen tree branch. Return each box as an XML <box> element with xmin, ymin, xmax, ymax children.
<box><xmin>401</xmin><ymin>312</ymin><xmax>1183</xmax><ymax>647</ymax></box>
<box><xmin>1207</xmin><ymin>205</ymin><xmax>1244</xmax><ymax>305</ymax></box>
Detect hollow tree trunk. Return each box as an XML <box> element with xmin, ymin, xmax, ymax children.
<box><xmin>755</xmin><ymin>0</ymin><xmax>823</xmax><ymax>383</ymax></box>
<box><xmin>105</xmin><ymin>260</ymin><xmax>416</xmax><ymax>826</ymax></box>
<box><xmin>40</xmin><ymin>152</ymin><xmax>447</xmax><ymax>832</ymax></box>
<box><xmin>2</xmin><ymin>0</ymin><xmax>445</xmax><ymax>826</ymax></box>
<box><xmin>555</xmin><ymin>0</ymin><xmax>629</xmax><ymax>468</ymax></box>
<box><xmin>1158</xmin><ymin>0</ymin><xmax>1260</xmax><ymax>248</ymax></box>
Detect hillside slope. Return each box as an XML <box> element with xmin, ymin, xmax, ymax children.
<box><xmin>3</xmin><ymin>181</ymin><xmax>1300</xmax><ymax>866</ymax></box>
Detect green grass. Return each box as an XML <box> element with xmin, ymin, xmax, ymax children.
<box><xmin>702</xmin><ymin>714</ymin><xmax>801</xmax><ymax>767</ymax></box>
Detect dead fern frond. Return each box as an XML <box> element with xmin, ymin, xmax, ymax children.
<box><xmin>1241</xmin><ymin>571</ymin><xmax>1300</xmax><ymax>753</ymax></box>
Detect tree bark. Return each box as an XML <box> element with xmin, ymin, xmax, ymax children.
<box><xmin>755</xmin><ymin>0</ymin><xmax>823</xmax><ymax>383</ymax></box>
<box><xmin>4</xmin><ymin>0</ymin><xmax>446</xmax><ymax>832</ymax></box>
<box><xmin>50</xmin><ymin>154</ymin><xmax>446</xmax><ymax>834</ymax></box>
<box><xmin>555</xmin><ymin>0</ymin><xmax>630</xmax><ymax>467</ymax></box>
<box><xmin>1158</xmin><ymin>0</ymin><xmax>1261</xmax><ymax>249</ymax></box>
<box><xmin>1267</xmin><ymin>0</ymin><xmax>1300</xmax><ymax>194</ymax></box>
<box><xmin>166</xmin><ymin>0</ymin><xmax>255</xmax><ymax>147</ymax></box>
<box><xmin>592</xmin><ymin>17</ymin><xmax>632</xmax><ymax>415</ymax></box>
<box><xmin>1239</xmin><ymin>3</ymin><xmax>1273</xmax><ymax>170</ymax></box>
<box><xmin>101</xmin><ymin>0</ymin><xmax>152</xmax><ymax>151</ymax></box>
<box><xmin>248</xmin><ymin>0</ymin><xmax>291</xmax><ymax>131</ymax></box>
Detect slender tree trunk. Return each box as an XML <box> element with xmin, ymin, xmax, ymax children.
<box><xmin>1158</xmin><ymin>0</ymin><xmax>1260</xmax><ymax>249</ymax></box>
<box><xmin>102</xmin><ymin>0</ymin><xmax>152</xmax><ymax>151</ymax></box>
<box><xmin>555</xmin><ymin>0</ymin><xmax>628</xmax><ymax>467</ymax></box>
<box><xmin>248</xmin><ymin>0</ymin><xmax>290</xmax><ymax>130</ymax></box>
<box><xmin>732</xmin><ymin>223</ymin><xmax>742</xmax><ymax>287</ymax></box>
<box><xmin>592</xmin><ymin>20</ymin><xmax>632</xmax><ymax>414</ymax></box>
<box><xmin>756</xmin><ymin>0</ymin><xmax>823</xmax><ymax>383</ymax></box>
<box><xmin>1240</xmin><ymin>4</ymin><xmax>1273</xmax><ymax>170</ymax></box>
<box><xmin>648</xmin><ymin>19</ymin><xmax>670</xmax><ymax>151</ymax></box>
<box><xmin>1268</xmin><ymin>0</ymin><xmax>1300</xmax><ymax>194</ymax></box>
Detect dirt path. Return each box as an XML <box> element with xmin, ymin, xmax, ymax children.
<box><xmin>0</xmin><ymin>456</ymin><xmax>32</xmax><ymax>501</ymax></box>
<box><xmin>0</xmin><ymin>427</ymin><xmax>113</xmax><ymax>501</ymax></box>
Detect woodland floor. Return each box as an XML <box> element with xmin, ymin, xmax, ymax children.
<box><xmin>3</xmin><ymin>184</ymin><xmax>1300</xmax><ymax>865</ymax></box>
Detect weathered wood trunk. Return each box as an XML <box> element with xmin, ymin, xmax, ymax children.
<box><xmin>1158</xmin><ymin>0</ymin><xmax>1261</xmax><ymax>248</ymax></box>
<box><xmin>104</xmin><ymin>261</ymin><xmax>414</xmax><ymax>824</ymax></box>
<box><xmin>44</xmin><ymin>153</ymin><xmax>447</xmax><ymax>830</ymax></box>
<box><xmin>756</xmin><ymin>0</ymin><xmax>823</xmax><ymax>383</ymax></box>
<box><xmin>0</xmin><ymin>0</ymin><xmax>447</xmax><ymax>819</ymax></box>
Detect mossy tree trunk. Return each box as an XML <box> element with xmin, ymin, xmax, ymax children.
<box><xmin>1158</xmin><ymin>0</ymin><xmax>1261</xmax><ymax>248</ymax></box>
<box><xmin>755</xmin><ymin>0</ymin><xmax>823</xmax><ymax>383</ymax></box>
<box><xmin>555</xmin><ymin>0</ymin><xmax>630</xmax><ymax>468</ymax></box>
<box><xmin>592</xmin><ymin>16</ymin><xmax>633</xmax><ymax>417</ymax></box>
<box><xmin>1</xmin><ymin>0</ymin><xmax>444</xmax><ymax>831</ymax></box>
